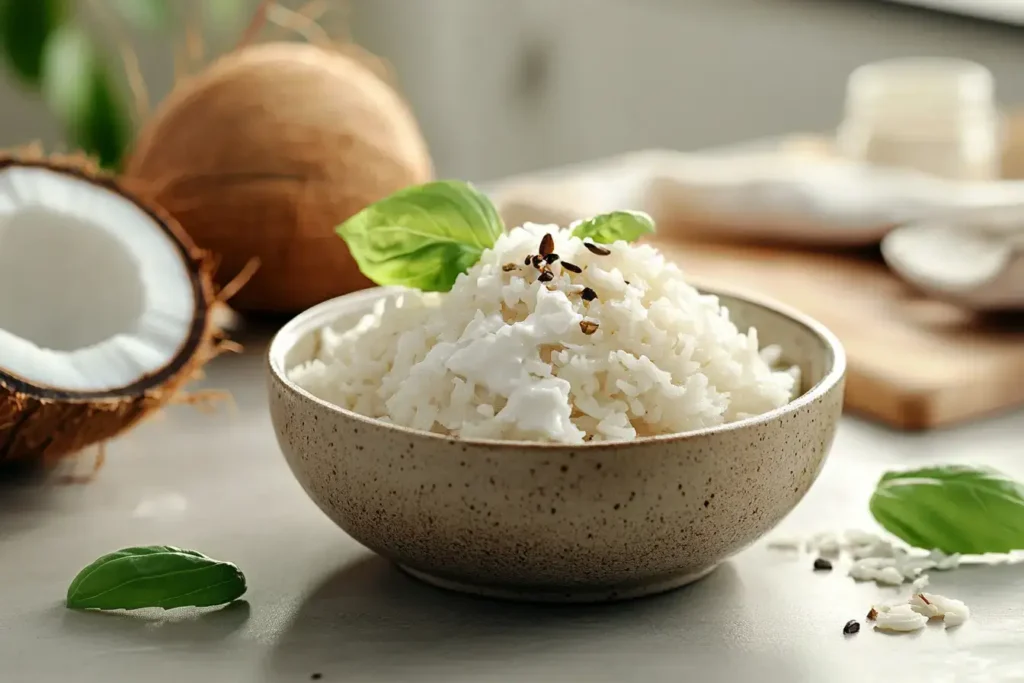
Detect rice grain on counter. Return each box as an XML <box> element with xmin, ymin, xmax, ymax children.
<box><xmin>909</xmin><ymin>593</ymin><xmax>970</xmax><ymax>627</ymax></box>
<box><xmin>290</xmin><ymin>224</ymin><xmax>799</xmax><ymax>443</ymax></box>
<box><xmin>875</xmin><ymin>566</ymin><xmax>906</xmax><ymax>586</ymax></box>
<box><xmin>769</xmin><ymin>529</ymin><xmax>964</xmax><ymax>589</ymax></box>
<box><xmin>874</xmin><ymin>604</ymin><xmax>929</xmax><ymax>632</ymax></box>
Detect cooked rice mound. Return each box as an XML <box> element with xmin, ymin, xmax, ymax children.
<box><xmin>289</xmin><ymin>223</ymin><xmax>800</xmax><ymax>443</ymax></box>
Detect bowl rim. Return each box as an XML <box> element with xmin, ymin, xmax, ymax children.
<box><xmin>267</xmin><ymin>284</ymin><xmax>846</xmax><ymax>450</ymax></box>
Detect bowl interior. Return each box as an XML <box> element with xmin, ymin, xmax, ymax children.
<box><xmin>270</xmin><ymin>285</ymin><xmax>842</xmax><ymax>418</ymax></box>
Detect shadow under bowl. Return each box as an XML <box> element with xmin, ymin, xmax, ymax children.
<box><xmin>267</xmin><ymin>286</ymin><xmax>846</xmax><ymax>603</ymax></box>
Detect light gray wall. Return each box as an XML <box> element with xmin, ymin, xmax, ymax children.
<box><xmin>349</xmin><ymin>0</ymin><xmax>1024</xmax><ymax>181</ymax></box>
<box><xmin>4</xmin><ymin>0</ymin><xmax>1024</xmax><ymax>181</ymax></box>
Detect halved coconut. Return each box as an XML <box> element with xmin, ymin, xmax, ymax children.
<box><xmin>0</xmin><ymin>153</ymin><xmax>221</xmax><ymax>467</ymax></box>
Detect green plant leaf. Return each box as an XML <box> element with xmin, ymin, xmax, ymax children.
<box><xmin>869</xmin><ymin>465</ymin><xmax>1024</xmax><ymax>554</ymax></box>
<box><xmin>0</xmin><ymin>0</ymin><xmax>68</xmax><ymax>86</ymax></box>
<box><xmin>571</xmin><ymin>210</ymin><xmax>656</xmax><ymax>245</ymax></box>
<box><xmin>109</xmin><ymin>0</ymin><xmax>173</xmax><ymax>32</ymax></box>
<box><xmin>336</xmin><ymin>180</ymin><xmax>505</xmax><ymax>292</ymax></box>
<box><xmin>40</xmin><ymin>25</ymin><xmax>130</xmax><ymax>169</ymax></box>
<box><xmin>66</xmin><ymin>546</ymin><xmax>247</xmax><ymax>611</ymax></box>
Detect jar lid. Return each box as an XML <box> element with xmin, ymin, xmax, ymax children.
<box><xmin>844</xmin><ymin>57</ymin><xmax>996</xmax><ymax>121</ymax></box>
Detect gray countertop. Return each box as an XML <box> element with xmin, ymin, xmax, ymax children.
<box><xmin>3</xmin><ymin>323</ymin><xmax>1024</xmax><ymax>683</ymax></box>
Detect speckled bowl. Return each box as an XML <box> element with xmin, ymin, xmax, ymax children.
<box><xmin>268</xmin><ymin>286</ymin><xmax>846</xmax><ymax>603</ymax></box>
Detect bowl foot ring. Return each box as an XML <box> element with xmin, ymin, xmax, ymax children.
<box><xmin>397</xmin><ymin>563</ymin><xmax>720</xmax><ymax>604</ymax></box>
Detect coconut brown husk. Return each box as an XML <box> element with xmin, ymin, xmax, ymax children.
<box><xmin>0</xmin><ymin>148</ymin><xmax>231</xmax><ymax>468</ymax></box>
<box><xmin>122</xmin><ymin>40</ymin><xmax>434</xmax><ymax>313</ymax></box>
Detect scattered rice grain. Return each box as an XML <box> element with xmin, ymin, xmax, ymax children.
<box><xmin>874</xmin><ymin>604</ymin><xmax>928</xmax><ymax>632</ymax></box>
<box><xmin>849</xmin><ymin>563</ymin><xmax>879</xmax><ymax>582</ymax></box>
<box><xmin>931</xmin><ymin>551</ymin><xmax>961</xmax><ymax>571</ymax></box>
<box><xmin>817</xmin><ymin>538</ymin><xmax>841</xmax><ymax>558</ymax></box>
<box><xmin>909</xmin><ymin>592</ymin><xmax>969</xmax><ymax>627</ymax></box>
<box><xmin>845</xmin><ymin>530</ymin><xmax>882</xmax><ymax>546</ymax></box>
<box><xmin>766</xmin><ymin>536</ymin><xmax>802</xmax><ymax>551</ymax></box>
<box><xmin>909</xmin><ymin>593</ymin><xmax>938</xmax><ymax>618</ymax></box>
<box><xmin>875</xmin><ymin>566</ymin><xmax>905</xmax><ymax>586</ymax></box>
<box><xmin>851</xmin><ymin>540</ymin><xmax>896</xmax><ymax>560</ymax></box>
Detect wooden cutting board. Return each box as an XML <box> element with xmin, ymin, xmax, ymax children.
<box><xmin>491</xmin><ymin>151</ymin><xmax>1024</xmax><ymax>430</ymax></box>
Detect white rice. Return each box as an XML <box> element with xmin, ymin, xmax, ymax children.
<box><xmin>289</xmin><ymin>223</ymin><xmax>800</xmax><ymax>443</ymax></box>
<box><xmin>769</xmin><ymin>528</ymin><xmax>966</xmax><ymax>589</ymax></box>
<box><xmin>874</xmin><ymin>604</ymin><xmax>929</xmax><ymax>632</ymax></box>
<box><xmin>875</xmin><ymin>566</ymin><xmax>906</xmax><ymax>586</ymax></box>
<box><xmin>904</xmin><ymin>592</ymin><xmax>969</xmax><ymax>628</ymax></box>
<box><xmin>766</xmin><ymin>536</ymin><xmax>803</xmax><ymax>551</ymax></box>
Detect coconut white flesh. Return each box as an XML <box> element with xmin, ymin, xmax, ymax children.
<box><xmin>0</xmin><ymin>165</ymin><xmax>197</xmax><ymax>393</ymax></box>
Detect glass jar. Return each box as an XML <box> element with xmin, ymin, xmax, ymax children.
<box><xmin>836</xmin><ymin>58</ymin><xmax>1003</xmax><ymax>181</ymax></box>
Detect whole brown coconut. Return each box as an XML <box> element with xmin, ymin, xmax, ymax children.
<box><xmin>124</xmin><ymin>42</ymin><xmax>434</xmax><ymax>313</ymax></box>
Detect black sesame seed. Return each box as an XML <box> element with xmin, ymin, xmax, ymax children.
<box><xmin>538</xmin><ymin>270</ymin><xmax>554</xmax><ymax>283</ymax></box>
<box><xmin>843</xmin><ymin>620</ymin><xmax>860</xmax><ymax>635</ymax></box>
<box><xmin>813</xmin><ymin>558</ymin><xmax>833</xmax><ymax>571</ymax></box>
<box><xmin>561</xmin><ymin>261</ymin><xmax>582</xmax><ymax>273</ymax></box>
<box><xmin>524</xmin><ymin>255</ymin><xmax>532</xmax><ymax>265</ymax></box>
<box><xmin>544</xmin><ymin>253</ymin><xmax>559</xmax><ymax>264</ymax></box>
<box><xmin>584</xmin><ymin>242</ymin><xmax>611</xmax><ymax>256</ymax></box>
<box><xmin>581</xmin><ymin>287</ymin><xmax>598</xmax><ymax>302</ymax></box>
<box><xmin>539</xmin><ymin>233</ymin><xmax>555</xmax><ymax>256</ymax></box>
<box><xmin>532</xmin><ymin>254</ymin><xmax>544</xmax><ymax>268</ymax></box>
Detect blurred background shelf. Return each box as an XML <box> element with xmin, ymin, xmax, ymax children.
<box><xmin>5</xmin><ymin>0</ymin><xmax>1024</xmax><ymax>181</ymax></box>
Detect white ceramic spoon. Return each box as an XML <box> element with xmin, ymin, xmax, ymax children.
<box><xmin>881</xmin><ymin>206</ymin><xmax>1024</xmax><ymax>311</ymax></box>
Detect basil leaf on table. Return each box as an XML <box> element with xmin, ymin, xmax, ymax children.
<box><xmin>66</xmin><ymin>546</ymin><xmax>247</xmax><ymax>610</ymax></box>
<box><xmin>336</xmin><ymin>180</ymin><xmax>505</xmax><ymax>292</ymax></box>
<box><xmin>571</xmin><ymin>210</ymin><xmax>656</xmax><ymax>244</ymax></box>
<box><xmin>869</xmin><ymin>465</ymin><xmax>1024</xmax><ymax>554</ymax></box>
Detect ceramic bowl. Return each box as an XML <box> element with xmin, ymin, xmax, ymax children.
<box><xmin>268</xmin><ymin>286</ymin><xmax>846</xmax><ymax>603</ymax></box>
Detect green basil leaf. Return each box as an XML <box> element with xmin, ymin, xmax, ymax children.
<box><xmin>336</xmin><ymin>180</ymin><xmax>505</xmax><ymax>292</ymax></box>
<box><xmin>66</xmin><ymin>546</ymin><xmax>247</xmax><ymax>610</ymax></box>
<box><xmin>0</xmin><ymin>0</ymin><xmax>68</xmax><ymax>86</ymax></box>
<box><xmin>571</xmin><ymin>210</ymin><xmax>655</xmax><ymax>244</ymax></box>
<box><xmin>869</xmin><ymin>465</ymin><xmax>1024</xmax><ymax>554</ymax></box>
